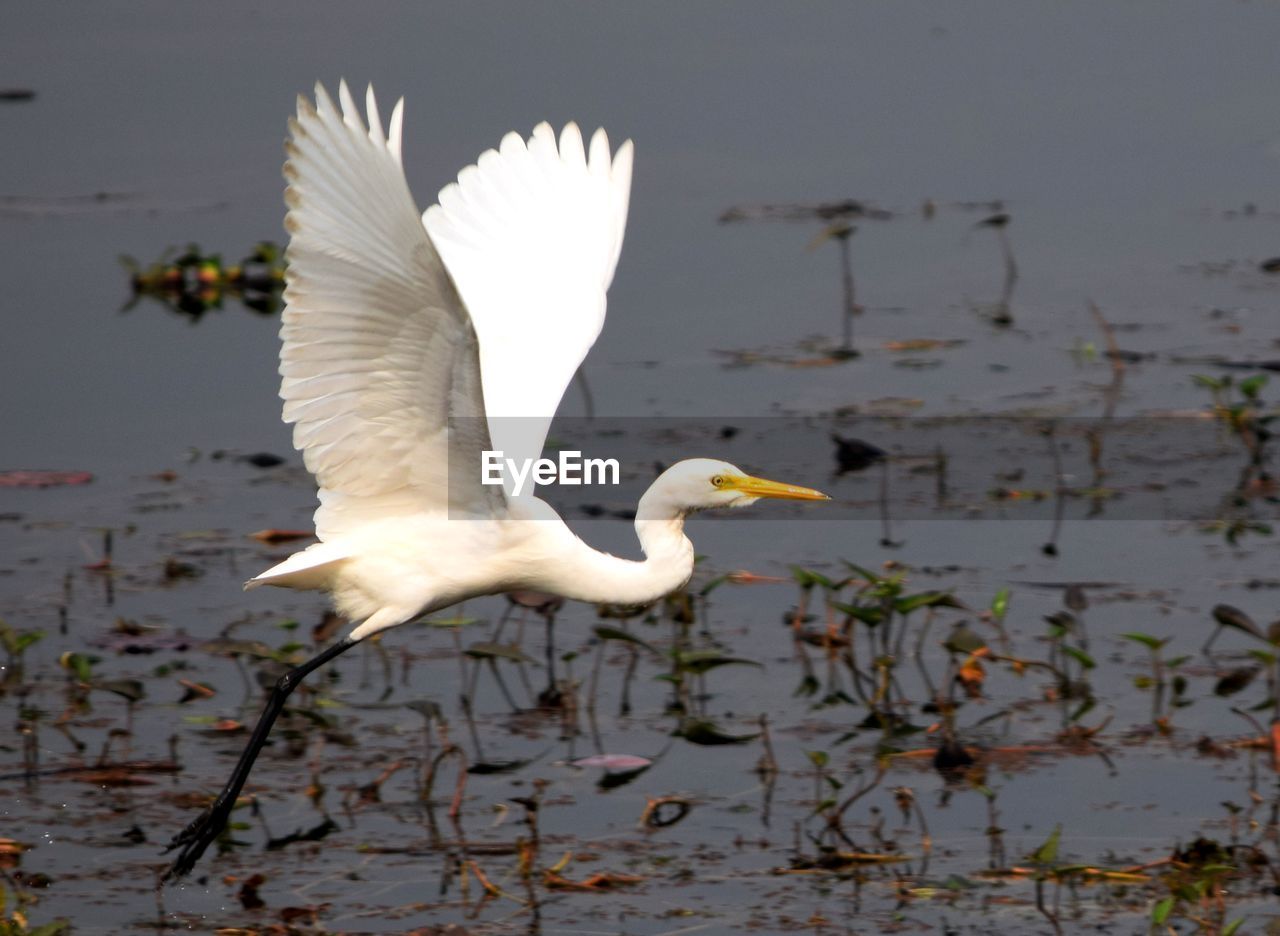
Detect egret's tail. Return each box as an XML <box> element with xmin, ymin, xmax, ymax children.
<box><xmin>245</xmin><ymin>542</ymin><xmax>351</xmax><ymax>591</ymax></box>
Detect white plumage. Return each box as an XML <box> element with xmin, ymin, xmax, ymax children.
<box><xmin>425</xmin><ymin>120</ymin><xmax>632</xmax><ymax>474</ymax></box>
<box><xmin>164</xmin><ymin>80</ymin><xmax>826</xmax><ymax>881</ymax></box>
<box><xmin>249</xmin><ymin>80</ymin><xmax>826</xmax><ymax>642</ymax></box>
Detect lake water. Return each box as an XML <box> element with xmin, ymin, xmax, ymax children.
<box><xmin>4</xmin><ymin>3</ymin><xmax>1280</xmax><ymax>933</ymax></box>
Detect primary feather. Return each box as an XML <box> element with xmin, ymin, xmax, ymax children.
<box><xmin>280</xmin><ymin>81</ymin><xmax>502</xmax><ymax>542</ymax></box>
<box><xmin>425</xmin><ymin>120</ymin><xmax>633</xmax><ymax>494</ymax></box>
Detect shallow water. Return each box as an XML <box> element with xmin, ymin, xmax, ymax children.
<box><xmin>4</xmin><ymin>3</ymin><xmax>1280</xmax><ymax>933</ymax></box>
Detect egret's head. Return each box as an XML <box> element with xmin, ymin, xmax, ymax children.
<box><xmin>651</xmin><ymin>458</ymin><xmax>829</xmax><ymax>513</ymax></box>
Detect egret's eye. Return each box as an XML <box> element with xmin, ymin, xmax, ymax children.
<box><xmin>712</xmin><ymin>475</ymin><xmax>725</xmax><ymax>488</ymax></box>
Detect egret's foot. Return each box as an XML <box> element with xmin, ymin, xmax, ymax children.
<box><xmin>159</xmin><ymin>640</ymin><xmax>359</xmax><ymax>885</ymax></box>
<box><xmin>161</xmin><ymin>797</ymin><xmax>233</xmax><ymax>882</ymax></box>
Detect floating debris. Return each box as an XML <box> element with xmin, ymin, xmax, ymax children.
<box><xmin>239</xmin><ymin>452</ymin><xmax>287</xmax><ymax>468</ymax></box>
<box><xmin>120</xmin><ymin>242</ymin><xmax>285</xmax><ymax>318</ymax></box>
<box><xmin>571</xmin><ymin>753</ymin><xmax>652</xmax><ymax>770</ymax></box>
<box><xmin>830</xmin><ymin>435</ymin><xmax>886</xmax><ymax>475</ymax></box>
<box><xmin>0</xmin><ymin>470</ymin><xmax>92</xmax><ymax>488</ymax></box>
<box><xmin>719</xmin><ymin>199</ymin><xmax>893</xmax><ymax>224</ymax></box>
<box><xmin>248</xmin><ymin>529</ymin><xmax>315</xmax><ymax>544</ymax></box>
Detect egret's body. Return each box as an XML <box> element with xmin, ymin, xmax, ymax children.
<box><xmin>274</xmin><ymin>493</ymin><xmax>698</xmax><ymax>639</ymax></box>
<box><xmin>164</xmin><ymin>81</ymin><xmax>825</xmax><ymax>880</ymax></box>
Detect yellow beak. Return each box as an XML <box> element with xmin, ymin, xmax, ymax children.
<box><xmin>726</xmin><ymin>474</ymin><xmax>830</xmax><ymax>501</ymax></box>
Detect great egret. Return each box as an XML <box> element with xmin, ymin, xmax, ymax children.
<box><xmin>164</xmin><ymin>81</ymin><xmax>827</xmax><ymax>880</ymax></box>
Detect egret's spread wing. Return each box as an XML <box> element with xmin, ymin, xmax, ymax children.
<box><xmin>423</xmin><ymin>122</ymin><xmax>634</xmax><ymax>495</ymax></box>
<box><xmin>280</xmin><ymin>81</ymin><xmax>502</xmax><ymax>539</ymax></box>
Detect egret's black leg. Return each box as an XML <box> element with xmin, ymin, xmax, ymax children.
<box><xmin>162</xmin><ymin>636</ymin><xmax>358</xmax><ymax>882</ymax></box>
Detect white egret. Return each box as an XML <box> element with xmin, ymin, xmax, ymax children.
<box><xmin>164</xmin><ymin>81</ymin><xmax>827</xmax><ymax>880</ymax></box>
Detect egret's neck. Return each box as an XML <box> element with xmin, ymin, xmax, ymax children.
<box><xmin>632</xmin><ymin>493</ymin><xmax>696</xmax><ymax>592</ymax></box>
<box><xmin>542</xmin><ymin>490</ymin><xmax>694</xmax><ymax>606</ymax></box>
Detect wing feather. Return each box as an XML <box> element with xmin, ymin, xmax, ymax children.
<box><xmin>280</xmin><ymin>81</ymin><xmax>502</xmax><ymax>539</ymax></box>
<box><xmin>423</xmin><ymin>119</ymin><xmax>634</xmax><ymax>495</ymax></box>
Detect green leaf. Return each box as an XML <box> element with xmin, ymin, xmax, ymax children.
<box><xmin>698</xmin><ymin>574</ymin><xmax>730</xmax><ymax>596</ymax></box>
<box><xmin>676</xmin><ymin>718</ymin><xmax>758</xmax><ymax>745</ymax></box>
<box><xmin>990</xmin><ymin>587</ymin><xmax>1010</xmax><ymax>621</ymax></box>
<box><xmin>790</xmin><ymin>566</ymin><xmax>834</xmax><ymax>590</ymax></box>
<box><xmin>1150</xmin><ymin>896</ymin><xmax>1174</xmax><ymax>924</ymax></box>
<box><xmin>1212</xmin><ymin>604</ymin><xmax>1264</xmax><ymax>641</ymax></box>
<box><xmin>1223</xmin><ymin>918</ymin><xmax>1246</xmax><ymax>936</ymax></box>
<box><xmin>29</xmin><ymin>922</ymin><xmax>73</xmax><ymax>936</ymax></box>
<box><xmin>1044</xmin><ymin>611</ymin><xmax>1076</xmax><ymax>636</ymax></box>
<box><xmin>794</xmin><ymin>674</ymin><xmax>820</xmax><ymax>697</ymax></box>
<box><xmin>1029</xmin><ymin>824</ymin><xmax>1061</xmax><ymax>865</ymax></box>
<box><xmin>1192</xmin><ymin>374</ymin><xmax>1226</xmax><ymax>391</ymax></box>
<box><xmin>894</xmin><ymin>591</ymin><xmax>966</xmax><ymax>615</ymax></box>
<box><xmin>0</xmin><ymin>622</ymin><xmax>44</xmax><ymax>658</ymax></box>
<box><xmin>1197</xmin><ymin>863</ymin><xmax>1237</xmax><ymax>875</ymax></box>
<box><xmin>468</xmin><ymin>758</ymin><xmax>533</xmax><ymax>775</ymax></box>
<box><xmin>1120</xmin><ymin>632</ymin><xmax>1167</xmax><ymax>652</ymax></box>
<box><xmin>1240</xmin><ymin>374</ymin><xmax>1268</xmax><ymax>399</ymax></box>
<box><xmin>464</xmin><ymin>642</ymin><xmax>537</xmax><ymax>665</ymax></box>
<box><xmin>421</xmin><ymin>615</ymin><xmax>480</xmax><ymax>628</ymax></box>
<box><xmin>974</xmin><ymin>708</ymin><xmax>1012</xmax><ymax>727</ymax></box>
<box><xmin>806</xmin><ymin>750</ymin><xmax>829</xmax><ymax>768</ymax></box>
<box><xmin>13</xmin><ymin>630</ymin><xmax>44</xmax><ymax>653</ymax></box>
<box><xmin>1061</xmin><ymin>645</ymin><xmax>1096</xmax><ymax>670</ymax></box>
<box><xmin>593</xmin><ymin>625</ymin><xmax>658</xmax><ymax>656</ymax></box>
<box><xmin>944</xmin><ymin>624</ymin><xmax>987</xmax><ymax>655</ymax></box>
<box><xmin>1214</xmin><ymin>666</ymin><xmax>1259</xmax><ymax>697</ymax></box>
<box><xmin>833</xmin><ymin>602</ymin><xmax>885</xmax><ymax>626</ymax></box>
<box><xmin>841</xmin><ymin>560</ymin><xmax>881</xmax><ymax>584</ymax></box>
<box><xmin>59</xmin><ymin>651</ymin><xmax>97</xmax><ymax>683</ymax></box>
<box><xmin>92</xmin><ymin>678</ymin><xmax>146</xmax><ymax>703</ymax></box>
<box><xmin>673</xmin><ymin>649</ymin><xmax>761</xmax><ymax>675</ymax></box>
<box><xmin>1068</xmin><ymin>698</ymin><xmax>1095</xmax><ymax>724</ymax></box>
<box><xmin>1052</xmin><ymin>863</ymin><xmax>1093</xmax><ymax>877</ymax></box>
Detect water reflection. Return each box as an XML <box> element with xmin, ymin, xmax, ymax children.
<box><xmin>974</xmin><ymin>212</ymin><xmax>1017</xmax><ymax>326</ymax></box>
<box><xmin>720</xmin><ymin>198</ymin><xmax>893</xmax><ymax>357</ymax></box>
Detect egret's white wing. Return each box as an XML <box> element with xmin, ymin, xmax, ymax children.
<box><xmin>423</xmin><ymin>122</ymin><xmax>634</xmax><ymax>495</ymax></box>
<box><xmin>280</xmin><ymin>81</ymin><xmax>502</xmax><ymax>540</ymax></box>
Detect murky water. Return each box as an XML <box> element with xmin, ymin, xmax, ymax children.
<box><xmin>5</xmin><ymin>3</ymin><xmax>1280</xmax><ymax>933</ymax></box>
